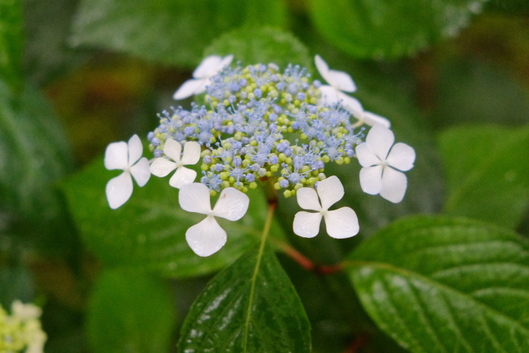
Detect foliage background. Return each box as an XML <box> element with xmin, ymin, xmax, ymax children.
<box><xmin>1</xmin><ymin>0</ymin><xmax>529</xmax><ymax>352</ymax></box>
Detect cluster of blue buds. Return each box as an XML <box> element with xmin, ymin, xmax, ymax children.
<box><xmin>104</xmin><ymin>54</ymin><xmax>416</xmax><ymax>256</ymax></box>
<box><xmin>148</xmin><ymin>61</ymin><xmax>361</xmax><ymax>197</ymax></box>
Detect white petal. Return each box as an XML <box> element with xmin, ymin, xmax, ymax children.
<box><xmin>362</xmin><ymin>111</ymin><xmax>391</xmax><ymax>128</ymax></box>
<box><xmin>380</xmin><ymin>167</ymin><xmax>408</xmax><ymax>203</ymax></box>
<box><xmin>359</xmin><ymin>166</ymin><xmax>383</xmax><ymax>195</ymax></box>
<box><xmin>106</xmin><ymin>172</ymin><xmax>133</xmax><ymax>209</ymax></box>
<box><xmin>169</xmin><ymin>166</ymin><xmax>197</xmax><ymax>189</ymax></box>
<box><xmin>173</xmin><ymin>78</ymin><xmax>206</xmax><ymax>100</ymax></box>
<box><xmin>319</xmin><ymin>85</ymin><xmax>341</xmax><ymax>104</ymax></box>
<box><xmin>296</xmin><ymin>187</ymin><xmax>321</xmax><ymax>211</ymax></box>
<box><xmin>127</xmin><ymin>134</ymin><xmax>143</xmax><ymax>165</ymax></box>
<box><xmin>163</xmin><ymin>139</ymin><xmax>182</xmax><ymax>162</ymax></box>
<box><xmin>340</xmin><ymin>94</ymin><xmax>364</xmax><ymax>117</ymax></box>
<box><xmin>130</xmin><ymin>157</ymin><xmax>150</xmax><ymax>187</ymax></box>
<box><xmin>150</xmin><ymin>158</ymin><xmax>177</xmax><ymax>177</ymax></box>
<box><xmin>181</xmin><ymin>141</ymin><xmax>201</xmax><ymax>165</ymax></box>
<box><xmin>104</xmin><ymin>141</ymin><xmax>128</xmax><ymax>170</ymax></box>
<box><xmin>366</xmin><ymin>124</ymin><xmax>395</xmax><ymax>161</ymax></box>
<box><xmin>193</xmin><ymin>55</ymin><xmax>223</xmax><ymax>78</ymax></box>
<box><xmin>293</xmin><ymin>211</ymin><xmax>322</xmax><ymax>238</ymax></box>
<box><xmin>316</xmin><ymin>176</ymin><xmax>344</xmax><ymax>210</ymax></box>
<box><xmin>324</xmin><ymin>207</ymin><xmax>359</xmax><ymax>239</ymax></box>
<box><xmin>186</xmin><ymin>216</ymin><xmax>227</xmax><ymax>257</ymax></box>
<box><xmin>386</xmin><ymin>143</ymin><xmax>416</xmax><ymax>172</ymax></box>
<box><xmin>355</xmin><ymin>143</ymin><xmax>381</xmax><ymax>167</ymax></box>
<box><xmin>212</xmin><ymin>187</ymin><xmax>249</xmax><ymax>221</ymax></box>
<box><xmin>220</xmin><ymin>54</ymin><xmax>234</xmax><ymax>68</ymax></box>
<box><xmin>315</xmin><ymin>55</ymin><xmax>356</xmax><ymax>92</ymax></box>
<box><xmin>179</xmin><ymin>183</ymin><xmax>212</xmax><ymax>214</ymax></box>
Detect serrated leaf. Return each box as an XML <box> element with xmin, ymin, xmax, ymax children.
<box><xmin>0</xmin><ymin>0</ymin><xmax>23</xmax><ymax>90</ymax></box>
<box><xmin>307</xmin><ymin>0</ymin><xmax>487</xmax><ymax>59</ymax></box>
<box><xmin>69</xmin><ymin>0</ymin><xmax>287</xmax><ymax>67</ymax></box>
<box><xmin>178</xmin><ymin>245</ymin><xmax>310</xmax><ymax>353</ymax></box>
<box><xmin>0</xmin><ymin>81</ymin><xmax>74</xmax><ymax>250</ymax></box>
<box><xmin>348</xmin><ymin>216</ymin><xmax>529</xmax><ymax>353</ymax></box>
<box><xmin>87</xmin><ymin>269</ymin><xmax>175</xmax><ymax>353</ymax></box>
<box><xmin>62</xmin><ymin>155</ymin><xmax>277</xmax><ymax>278</ymax></box>
<box><xmin>439</xmin><ymin>125</ymin><xmax>529</xmax><ymax>228</ymax></box>
<box><xmin>205</xmin><ymin>27</ymin><xmax>312</xmax><ymax>70</ymax></box>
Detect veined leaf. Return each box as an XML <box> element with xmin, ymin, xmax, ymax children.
<box><xmin>439</xmin><ymin>125</ymin><xmax>529</xmax><ymax>228</ymax></box>
<box><xmin>307</xmin><ymin>0</ymin><xmax>487</xmax><ymax>59</ymax></box>
<box><xmin>87</xmin><ymin>269</ymin><xmax>175</xmax><ymax>353</ymax></box>
<box><xmin>69</xmin><ymin>0</ymin><xmax>287</xmax><ymax>67</ymax></box>
<box><xmin>178</xmin><ymin>245</ymin><xmax>311</xmax><ymax>352</ymax></box>
<box><xmin>348</xmin><ymin>216</ymin><xmax>529</xmax><ymax>353</ymax></box>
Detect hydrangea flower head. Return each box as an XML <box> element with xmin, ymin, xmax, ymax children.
<box><xmin>105</xmin><ymin>134</ymin><xmax>151</xmax><ymax>209</ymax></box>
<box><xmin>0</xmin><ymin>301</ymin><xmax>47</xmax><ymax>353</ymax></box>
<box><xmin>355</xmin><ymin>124</ymin><xmax>416</xmax><ymax>203</ymax></box>
<box><xmin>104</xmin><ymin>54</ymin><xmax>416</xmax><ymax>256</ymax></box>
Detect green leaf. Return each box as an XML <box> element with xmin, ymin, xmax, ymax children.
<box><xmin>0</xmin><ymin>0</ymin><xmax>23</xmax><ymax>90</ymax></box>
<box><xmin>348</xmin><ymin>216</ymin><xmax>529</xmax><ymax>353</ymax></box>
<box><xmin>307</xmin><ymin>0</ymin><xmax>487</xmax><ymax>59</ymax></box>
<box><xmin>0</xmin><ymin>265</ymin><xmax>34</xmax><ymax>308</ymax></box>
<box><xmin>439</xmin><ymin>125</ymin><xmax>529</xmax><ymax>228</ymax></box>
<box><xmin>69</xmin><ymin>0</ymin><xmax>287</xmax><ymax>67</ymax></box>
<box><xmin>0</xmin><ymin>81</ymin><xmax>74</xmax><ymax>250</ymax></box>
<box><xmin>22</xmin><ymin>0</ymin><xmax>89</xmax><ymax>86</ymax></box>
<box><xmin>87</xmin><ymin>269</ymin><xmax>175</xmax><ymax>353</ymax></box>
<box><xmin>205</xmin><ymin>27</ymin><xmax>312</xmax><ymax>70</ymax></box>
<box><xmin>62</xmin><ymin>156</ymin><xmax>273</xmax><ymax>278</ymax></box>
<box><xmin>178</xmin><ymin>246</ymin><xmax>311</xmax><ymax>353</ymax></box>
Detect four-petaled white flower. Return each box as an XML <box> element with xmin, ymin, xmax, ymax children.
<box><xmin>179</xmin><ymin>183</ymin><xmax>250</xmax><ymax>257</ymax></box>
<box><xmin>150</xmin><ymin>139</ymin><xmax>201</xmax><ymax>188</ymax></box>
<box><xmin>293</xmin><ymin>176</ymin><xmax>359</xmax><ymax>239</ymax></box>
<box><xmin>173</xmin><ymin>54</ymin><xmax>234</xmax><ymax>100</ymax></box>
<box><xmin>315</xmin><ymin>55</ymin><xmax>363</xmax><ymax>116</ymax></box>
<box><xmin>105</xmin><ymin>134</ymin><xmax>151</xmax><ymax>209</ymax></box>
<box><xmin>355</xmin><ymin>124</ymin><xmax>416</xmax><ymax>203</ymax></box>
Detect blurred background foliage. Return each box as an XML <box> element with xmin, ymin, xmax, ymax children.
<box><xmin>1</xmin><ymin>0</ymin><xmax>529</xmax><ymax>352</ymax></box>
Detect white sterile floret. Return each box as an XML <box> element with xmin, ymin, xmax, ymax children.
<box><xmin>150</xmin><ymin>139</ymin><xmax>200</xmax><ymax>188</ymax></box>
<box><xmin>105</xmin><ymin>134</ymin><xmax>151</xmax><ymax>209</ymax></box>
<box><xmin>354</xmin><ymin>110</ymin><xmax>391</xmax><ymax>128</ymax></box>
<box><xmin>173</xmin><ymin>54</ymin><xmax>234</xmax><ymax>100</ymax></box>
<box><xmin>355</xmin><ymin>124</ymin><xmax>416</xmax><ymax>203</ymax></box>
<box><xmin>293</xmin><ymin>176</ymin><xmax>359</xmax><ymax>239</ymax></box>
<box><xmin>179</xmin><ymin>183</ymin><xmax>249</xmax><ymax>257</ymax></box>
<box><xmin>315</xmin><ymin>55</ymin><xmax>363</xmax><ymax>116</ymax></box>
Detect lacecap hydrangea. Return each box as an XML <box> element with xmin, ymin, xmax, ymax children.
<box><xmin>104</xmin><ymin>54</ymin><xmax>416</xmax><ymax>257</ymax></box>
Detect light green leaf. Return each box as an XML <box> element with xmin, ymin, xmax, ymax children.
<box><xmin>439</xmin><ymin>125</ymin><xmax>529</xmax><ymax>228</ymax></box>
<box><xmin>62</xmin><ymin>156</ymin><xmax>275</xmax><ymax>278</ymax></box>
<box><xmin>348</xmin><ymin>216</ymin><xmax>529</xmax><ymax>353</ymax></box>
<box><xmin>69</xmin><ymin>0</ymin><xmax>287</xmax><ymax>67</ymax></box>
<box><xmin>307</xmin><ymin>0</ymin><xmax>487</xmax><ymax>58</ymax></box>
<box><xmin>178</xmin><ymin>245</ymin><xmax>311</xmax><ymax>353</ymax></box>
<box><xmin>87</xmin><ymin>269</ymin><xmax>175</xmax><ymax>353</ymax></box>
<box><xmin>0</xmin><ymin>0</ymin><xmax>23</xmax><ymax>90</ymax></box>
<box><xmin>0</xmin><ymin>81</ymin><xmax>74</xmax><ymax>250</ymax></box>
<box><xmin>205</xmin><ymin>27</ymin><xmax>312</xmax><ymax>70</ymax></box>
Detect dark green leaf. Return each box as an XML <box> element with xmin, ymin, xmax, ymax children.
<box><xmin>69</xmin><ymin>0</ymin><xmax>287</xmax><ymax>67</ymax></box>
<box><xmin>178</xmin><ymin>246</ymin><xmax>311</xmax><ymax>353</ymax></box>
<box><xmin>348</xmin><ymin>216</ymin><xmax>529</xmax><ymax>353</ymax></box>
<box><xmin>62</xmin><ymin>155</ymin><xmax>274</xmax><ymax>278</ymax></box>
<box><xmin>0</xmin><ymin>0</ymin><xmax>23</xmax><ymax>90</ymax></box>
<box><xmin>307</xmin><ymin>0</ymin><xmax>487</xmax><ymax>59</ymax></box>
<box><xmin>0</xmin><ymin>265</ymin><xmax>34</xmax><ymax>308</ymax></box>
<box><xmin>439</xmin><ymin>125</ymin><xmax>529</xmax><ymax>228</ymax></box>
<box><xmin>87</xmin><ymin>269</ymin><xmax>175</xmax><ymax>353</ymax></box>
<box><xmin>0</xmin><ymin>81</ymin><xmax>74</xmax><ymax>250</ymax></box>
<box><xmin>22</xmin><ymin>0</ymin><xmax>89</xmax><ymax>86</ymax></box>
<box><xmin>205</xmin><ymin>27</ymin><xmax>312</xmax><ymax>70</ymax></box>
